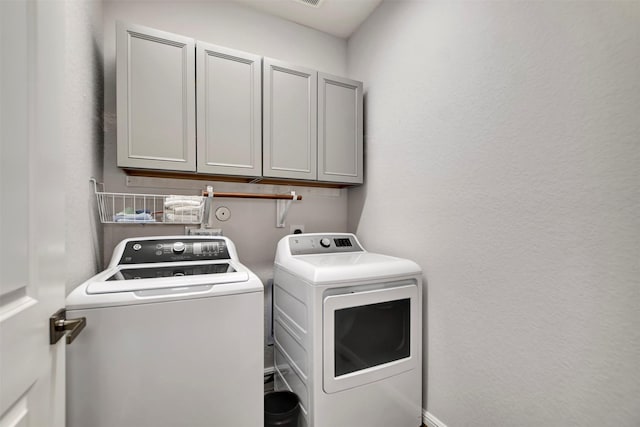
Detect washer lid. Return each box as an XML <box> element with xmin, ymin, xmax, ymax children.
<box><xmin>106</xmin><ymin>262</ymin><xmax>236</xmax><ymax>281</ymax></box>
<box><xmin>85</xmin><ymin>261</ymin><xmax>250</xmax><ymax>294</ymax></box>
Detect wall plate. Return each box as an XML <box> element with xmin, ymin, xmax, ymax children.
<box><xmin>215</xmin><ymin>206</ymin><xmax>231</xmax><ymax>221</ymax></box>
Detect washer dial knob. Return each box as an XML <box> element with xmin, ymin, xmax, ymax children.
<box><xmin>320</xmin><ymin>238</ymin><xmax>331</xmax><ymax>248</ymax></box>
<box><xmin>172</xmin><ymin>242</ymin><xmax>186</xmax><ymax>253</ymax></box>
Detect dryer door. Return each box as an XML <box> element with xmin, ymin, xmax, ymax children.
<box><xmin>322</xmin><ymin>281</ymin><xmax>420</xmax><ymax>393</ymax></box>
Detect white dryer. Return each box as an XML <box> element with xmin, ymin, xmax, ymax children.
<box><xmin>66</xmin><ymin>236</ymin><xmax>263</xmax><ymax>427</ymax></box>
<box><xmin>273</xmin><ymin>233</ymin><xmax>423</xmax><ymax>427</ymax></box>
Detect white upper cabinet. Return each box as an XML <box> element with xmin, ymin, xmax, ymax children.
<box><xmin>263</xmin><ymin>58</ymin><xmax>318</xmax><ymax>181</ymax></box>
<box><xmin>263</xmin><ymin>61</ymin><xmax>364</xmax><ymax>184</ymax></box>
<box><xmin>318</xmin><ymin>73</ymin><xmax>363</xmax><ymax>184</ymax></box>
<box><xmin>196</xmin><ymin>43</ymin><xmax>262</xmax><ymax>176</ymax></box>
<box><xmin>115</xmin><ymin>22</ymin><xmax>364</xmax><ymax>185</ymax></box>
<box><xmin>116</xmin><ymin>22</ymin><xmax>196</xmax><ymax>171</ymax></box>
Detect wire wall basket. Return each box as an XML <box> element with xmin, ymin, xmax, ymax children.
<box><xmin>92</xmin><ymin>180</ymin><xmax>205</xmax><ymax>224</ymax></box>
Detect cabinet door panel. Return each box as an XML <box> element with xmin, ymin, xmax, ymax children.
<box><xmin>117</xmin><ymin>22</ymin><xmax>196</xmax><ymax>171</ymax></box>
<box><xmin>318</xmin><ymin>73</ymin><xmax>363</xmax><ymax>184</ymax></box>
<box><xmin>263</xmin><ymin>59</ymin><xmax>317</xmax><ymax>180</ymax></box>
<box><xmin>197</xmin><ymin>43</ymin><xmax>261</xmax><ymax>176</ymax></box>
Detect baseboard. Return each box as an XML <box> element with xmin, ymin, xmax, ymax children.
<box><xmin>423</xmin><ymin>409</ymin><xmax>447</xmax><ymax>427</ymax></box>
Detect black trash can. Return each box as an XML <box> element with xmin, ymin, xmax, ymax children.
<box><xmin>264</xmin><ymin>391</ymin><xmax>300</xmax><ymax>427</ymax></box>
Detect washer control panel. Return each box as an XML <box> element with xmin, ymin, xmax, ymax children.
<box><xmin>289</xmin><ymin>234</ymin><xmax>363</xmax><ymax>255</ymax></box>
<box><xmin>118</xmin><ymin>238</ymin><xmax>230</xmax><ymax>264</ymax></box>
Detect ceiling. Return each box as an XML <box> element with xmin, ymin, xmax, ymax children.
<box><xmin>230</xmin><ymin>0</ymin><xmax>383</xmax><ymax>38</ymax></box>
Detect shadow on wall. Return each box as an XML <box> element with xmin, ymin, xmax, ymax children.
<box><xmin>347</xmin><ymin>92</ymin><xmax>368</xmax><ymax>233</ymax></box>
<box><xmin>91</xmin><ymin>35</ymin><xmax>105</xmax><ymax>272</ymax></box>
<box><xmin>347</xmin><ymin>184</ymin><xmax>366</xmax><ymax>233</ymax></box>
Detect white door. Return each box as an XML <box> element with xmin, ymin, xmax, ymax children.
<box><xmin>0</xmin><ymin>1</ymin><xmax>67</xmax><ymax>426</ymax></box>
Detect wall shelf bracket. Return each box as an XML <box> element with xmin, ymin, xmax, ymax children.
<box><xmin>276</xmin><ymin>191</ymin><xmax>298</xmax><ymax>228</ymax></box>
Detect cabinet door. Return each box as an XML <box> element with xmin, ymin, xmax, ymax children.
<box><xmin>263</xmin><ymin>58</ymin><xmax>317</xmax><ymax>180</ymax></box>
<box><xmin>197</xmin><ymin>43</ymin><xmax>262</xmax><ymax>176</ymax></box>
<box><xmin>318</xmin><ymin>73</ymin><xmax>363</xmax><ymax>184</ymax></box>
<box><xmin>116</xmin><ymin>22</ymin><xmax>196</xmax><ymax>171</ymax></box>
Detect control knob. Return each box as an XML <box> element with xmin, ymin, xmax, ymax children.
<box><xmin>320</xmin><ymin>238</ymin><xmax>331</xmax><ymax>248</ymax></box>
<box><xmin>172</xmin><ymin>242</ymin><xmax>186</xmax><ymax>253</ymax></box>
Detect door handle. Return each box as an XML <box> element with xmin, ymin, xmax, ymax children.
<box><xmin>49</xmin><ymin>308</ymin><xmax>86</xmax><ymax>345</ymax></box>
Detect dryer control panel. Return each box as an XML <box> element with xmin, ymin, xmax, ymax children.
<box><xmin>117</xmin><ymin>238</ymin><xmax>230</xmax><ymax>264</ymax></box>
<box><xmin>289</xmin><ymin>234</ymin><xmax>364</xmax><ymax>256</ymax></box>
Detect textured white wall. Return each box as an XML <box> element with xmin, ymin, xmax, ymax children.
<box><xmin>347</xmin><ymin>1</ymin><xmax>640</xmax><ymax>426</ymax></box>
<box><xmin>64</xmin><ymin>0</ymin><xmax>104</xmax><ymax>293</ymax></box>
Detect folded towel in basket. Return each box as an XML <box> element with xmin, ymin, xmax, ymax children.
<box><xmin>163</xmin><ymin>212</ymin><xmax>201</xmax><ymax>222</ymax></box>
<box><xmin>164</xmin><ymin>196</ymin><xmax>204</xmax><ymax>209</ymax></box>
<box><xmin>162</xmin><ymin>195</ymin><xmax>204</xmax><ymax>223</ymax></box>
<box><xmin>113</xmin><ymin>213</ymin><xmax>155</xmax><ymax>222</ymax></box>
<box><xmin>170</xmin><ymin>205</ymin><xmax>202</xmax><ymax>214</ymax></box>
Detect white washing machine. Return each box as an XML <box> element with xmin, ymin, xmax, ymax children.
<box><xmin>273</xmin><ymin>233</ymin><xmax>423</xmax><ymax>427</ymax></box>
<box><xmin>66</xmin><ymin>236</ymin><xmax>263</xmax><ymax>427</ymax></box>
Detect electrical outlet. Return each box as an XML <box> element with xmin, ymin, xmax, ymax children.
<box><xmin>290</xmin><ymin>225</ymin><xmax>305</xmax><ymax>234</ymax></box>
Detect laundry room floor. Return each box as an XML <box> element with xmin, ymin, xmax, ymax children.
<box><xmin>263</xmin><ymin>374</ymin><xmax>425</xmax><ymax>427</ymax></box>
